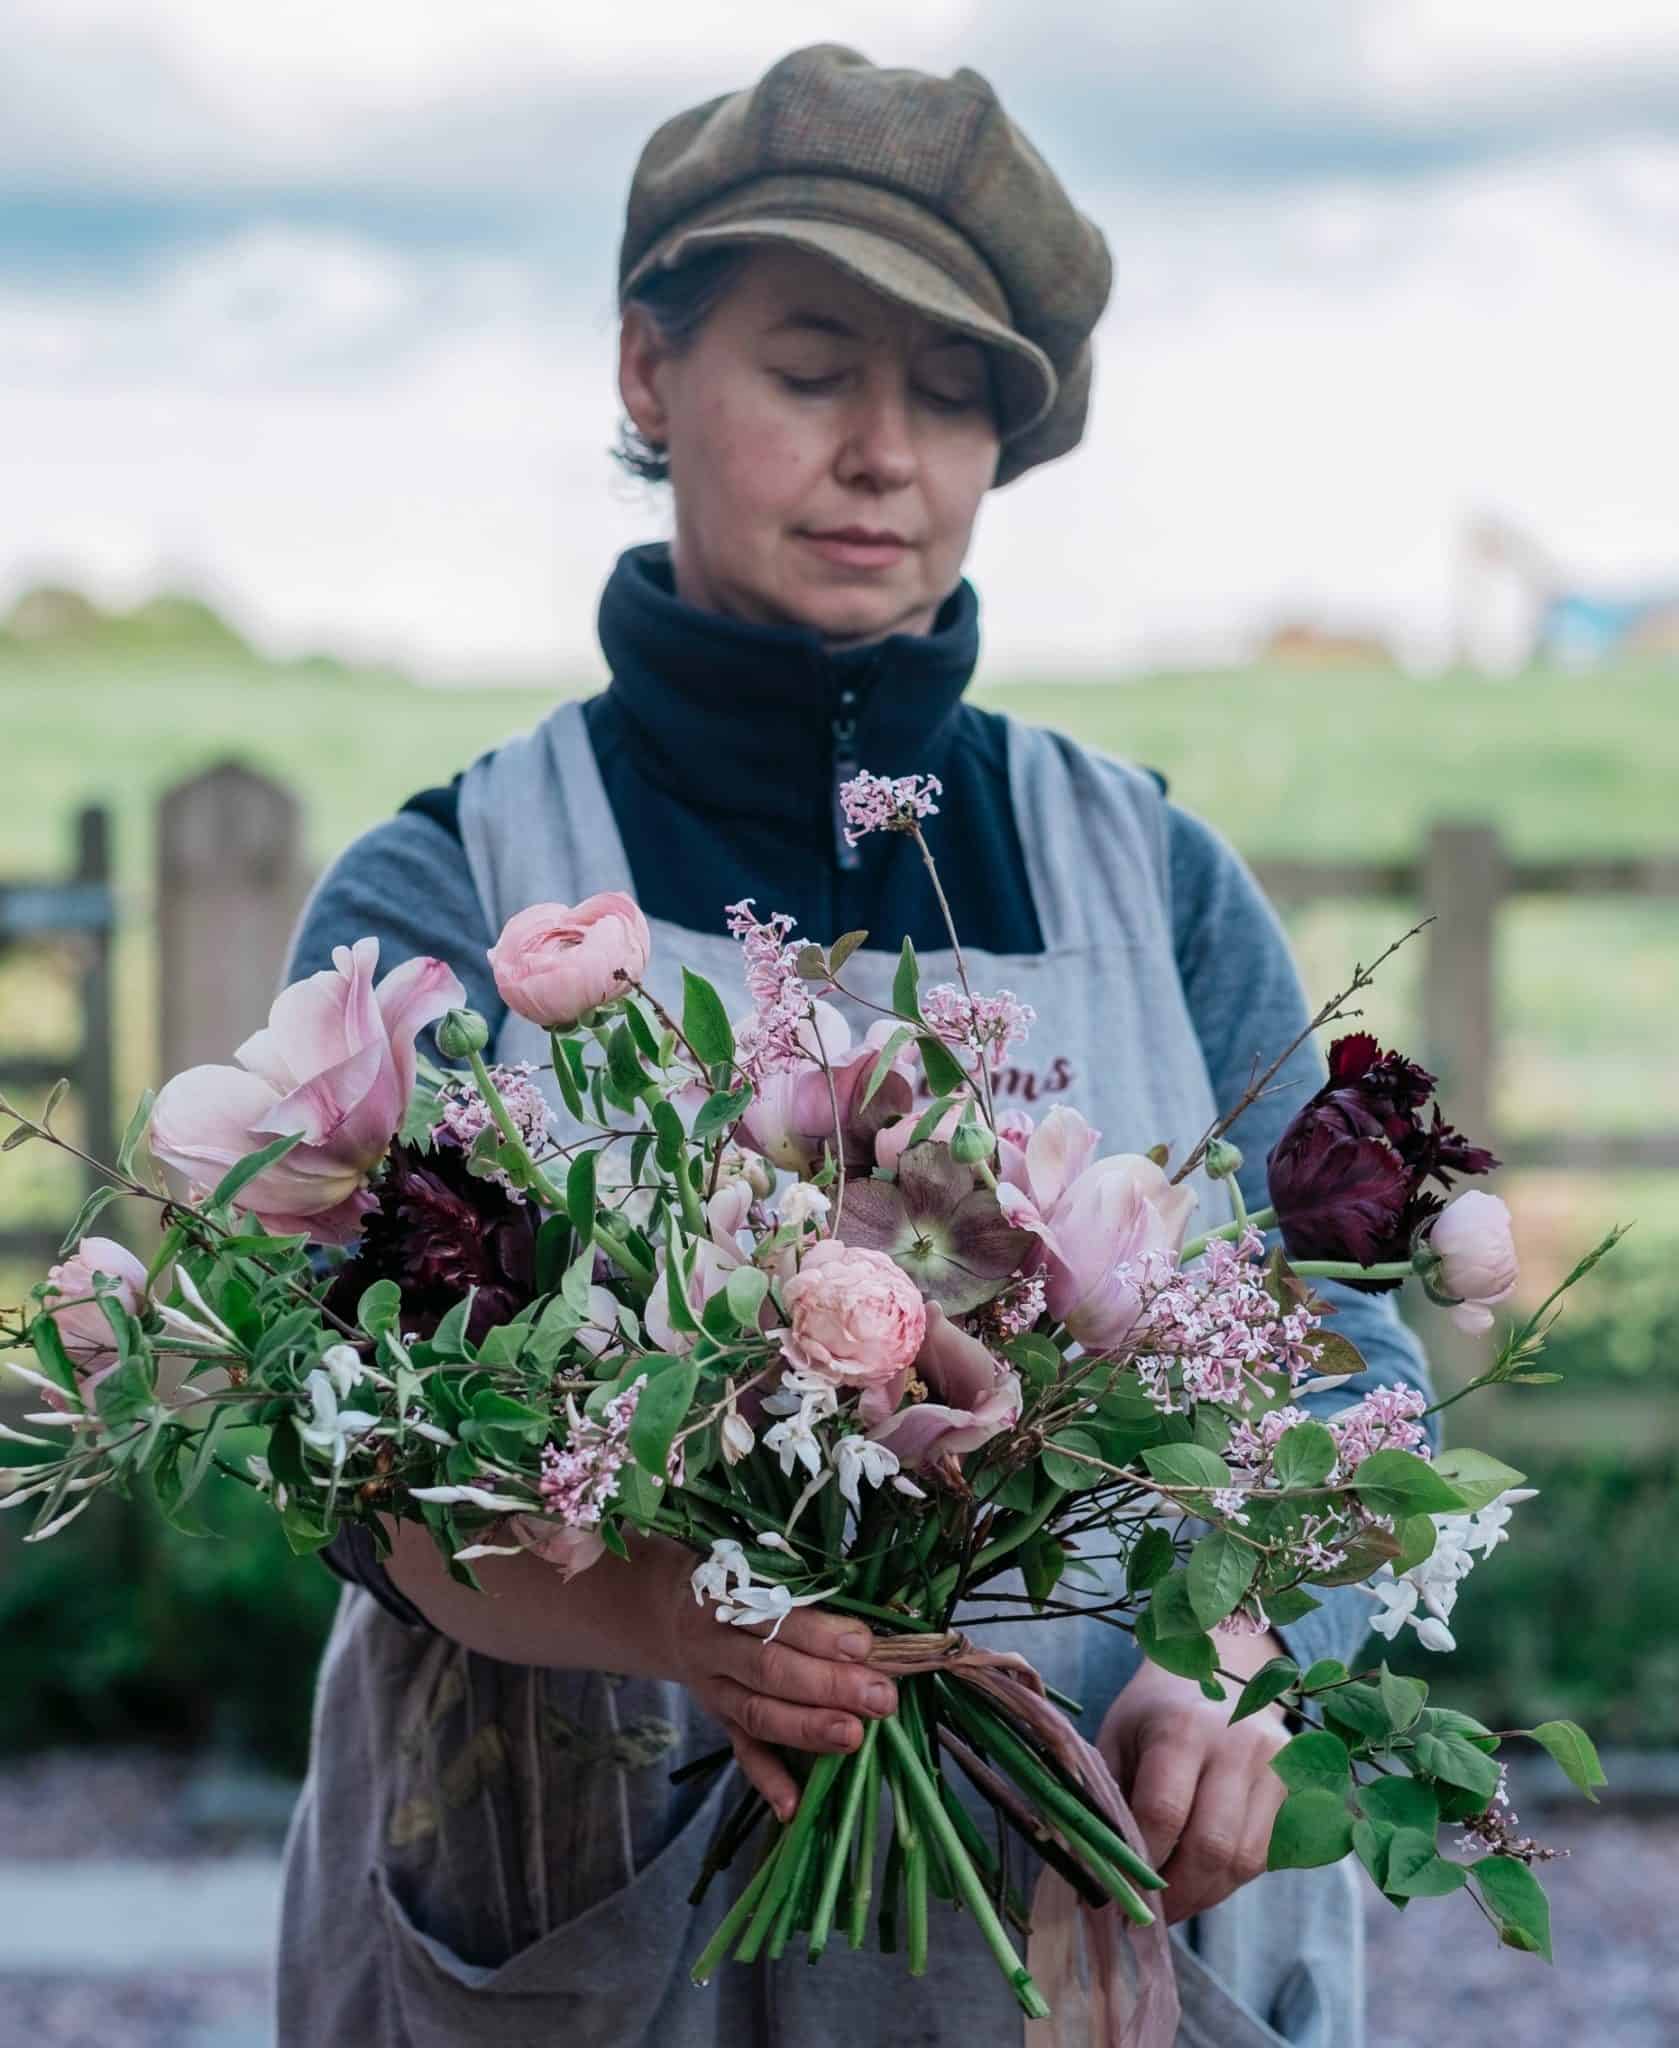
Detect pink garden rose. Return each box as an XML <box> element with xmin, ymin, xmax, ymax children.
<box><xmin>781</xmin><ymin>1240</ymin><xmax>927</xmax><ymax>1404</ymax></box>
<box><xmin>870</xmin><ymin>1303</ymin><xmax>1022</xmax><ymax>1468</ymax></box>
<box><xmin>1428</xmin><ymin>1190</ymin><xmax>1519</xmax><ymax>1333</ymax></box>
<box><xmin>998</xmin><ymin>1107</ymin><xmax>1197</xmax><ymax>1349</ymax></box>
<box><xmin>40</xmin><ymin>1235</ymin><xmax>149</xmax><ymax>1411</ymax></box>
<box><xmin>150</xmin><ymin>938</ymin><xmax>463</xmax><ymax>1246</ymax></box>
<box><xmin>488</xmin><ymin>893</ymin><xmax>652</xmax><ymax>1030</ymax></box>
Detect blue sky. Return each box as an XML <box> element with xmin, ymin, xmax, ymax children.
<box><xmin>5</xmin><ymin>1</ymin><xmax>1679</xmax><ymax>677</ymax></box>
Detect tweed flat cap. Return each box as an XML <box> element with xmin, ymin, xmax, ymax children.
<box><xmin>618</xmin><ymin>44</ymin><xmax>1112</xmax><ymax>487</ymax></box>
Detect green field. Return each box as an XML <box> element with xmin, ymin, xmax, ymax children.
<box><xmin>3</xmin><ymin>649</ymin><xmax>1677</xmax><ymax>1278</ymax></box>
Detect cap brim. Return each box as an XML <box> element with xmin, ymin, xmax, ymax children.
<box><xmin>641</xmin><ymin>216</ymin><xmax>1058</xmax><ymax>444</ymax></box>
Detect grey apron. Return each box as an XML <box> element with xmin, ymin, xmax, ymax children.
<box><xmin>275</xmin><ymin>702</ymin><xmax>1363</xmax><ymax>2045</ymax></box>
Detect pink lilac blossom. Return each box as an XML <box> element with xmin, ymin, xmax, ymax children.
<box><xmin>921</xmin><ymin>985</ymin><xmax>1037</xmax><ymax>1069</ymax></box>
<box><xmin>436</xmin><ymin>1061</ymin><xmax>551</xmax><ymax>1192</ymax></box>
<box><xmin>536</xmin><ymin>1377</ymin><xmax>644</xmax><ymax>1528</ymax></box>
<box><xmin>838</xmin><ymin>770</ymin><xmax>943</xmax><ymax>845</ymax></box>
<box><xmin>1455</xmin><ymin>1765</ymin><xmax>1566</xmax><ymax>1866</ymax></box>
<box><xmin>1128</xmin><ymin>1233</ymin><xmax>1321</xmax><ymax>1416</ymax></box>
<box><xmin>725</xmin><ymin>899</ymin><xmax>815</xmax><ymax>1085</ymax></box>
<box><xmin>1327</xmin><ymin>1384</ymin><xmax>1430</xmax><ymax>1473</ymax></box>
<box><xmin>971</xmin><ymin>1271</ymin><xmax>1048</xmax><ymax>1342</ymax></box>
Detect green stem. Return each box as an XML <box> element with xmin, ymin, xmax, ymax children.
<box><xmin>1182</xmin><ymin>1205</ymin><xmax>1276</xmax><ymax>1261</ymax></box>
<box><xmin>849</xmin><ymin>1732</ymin><xmax>884</xmax><ymax>1949</ymax></box>
<box><xmin>466</xmin><ymin>1047</ymin><xmax>568</xmax><ymax>1208</ymax></box>
<box><xmin>733</xmin><ymin>1753</ymin><xmax>843</xmax><ymax>1964</ymax></box>
<box><xmin>926</xmin><ymin>1485</ymin><xmax>1067</xmax><ymax>1611</ymax></box>
<box><xmin>690</xmin><ymin>1837</ymin><xmax>782</xmax><ymax>1985</ymax></box>
<box><xmin>766</xmin><ymin>1830</ymin><xmax>816</xmax><ymax>1960</ymax></box>
<box><xmin>592</xmin><ymin>1215</ymin><xmax>657</xmax><ymax>1289</ymax></box>
<box><xmin>880</xmin><ymin>1713</ymin><xmax>1051</xmax><ymax>2020</ymax></box>
<box><xmin>808</xmin><ymin>1721</ymin><xmax>879</xmax><ymax>1962</ymax></box>
<box><xmin>1287</xmin><ymin>1258</ymin><xmax>1412</xmax><ymax>1281</ymax></box>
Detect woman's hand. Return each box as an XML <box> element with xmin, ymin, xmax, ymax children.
<box><xmin>1097</xmin><ymin>1628</ymin><xmax>1292</xmax><ymax>1926</ymax></box>
<box><xmin>649</xmin><ymin>1542</ymin><xmax>897</xmax><ymax>1820</ymax></box>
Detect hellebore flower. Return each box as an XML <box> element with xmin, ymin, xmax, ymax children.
<box><xmin>837</xmin><ymin>1141</ymin><xmax>1034</xmax><ymax>1316</ymax></box>
<box><xmin>870</xmin><ymin>1304</ymin><xmax>1023</xmax><ymax>1468</ymax></box>
<box><xmin>325</xmin><ymin>1134</ymin><xmax>537</xmax><ymax>1343</ymax></box>
<box><xmin>1266</xmin><ymin>1032</ymin><xmax>1498</xmax><ymax>1286</ymax></box>
<box><xmin>150</xmin><ymin>938</ymin><xmax>463</xmax><ymax>1245</ymax></box>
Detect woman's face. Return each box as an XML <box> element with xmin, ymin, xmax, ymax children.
<box><xmin>618</xmin><ymin>244</ymin><xmax>1003</xmax><ymax>647</ymax></box>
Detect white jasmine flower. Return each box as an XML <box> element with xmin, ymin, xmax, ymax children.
<box><xmin>759</xmin><ymin>1530</ymin><xmax>793</xmax><ymax>1551</ymax></box>
<box><xmin>296</xmin><ymin>1369</ymin><xmax>380</xmax><ymax>1470</ymax></box>
<box><xmin>320</xmin><ymin>1343</ymin><xmax>365</xmax><ymax>1401</ymax></box>
<box><xmin>721</xmin><ymin>1409</ymin><xmax>755</xmax><ymax>1465</ymax></box>
<box><xmin>452</xmin><ymin>1542</ymin><xmax>526</xmax><ymax>1561</ymax></box>
<box><xmin>713</xmin><ymin>1580</ymin><xmax>830</xmax><ymax>1641</ymax></box>
<box><xmin>891</xmin><ymin>1475</ymin><xmax>927</xmax><ymax>1499</ymax></box>
<box><xmin>408</xmin><ymin>1482</ymin><xmax>534</xmax><ymax>1511</ymax></box>
<box><xmin>777</xmin><ymin>1183</ymin><xmax>831</xmax><ymax>1233</ymax></box>
<box><xmin>834</xmin><ymin>1435</ymin><xmax>900</xmax><ymax>1510</ymax></box>
<box><xmin>763</xmin><ymin>1409</ymin><xmax>826</xmax><ymax>1480</ymax></box>
<box><xmin>691</xmin><ymin>1538</ymin><xmax>751</xmax><ymax>1606</ymax></box>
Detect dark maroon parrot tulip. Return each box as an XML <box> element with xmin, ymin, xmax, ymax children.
<box><xmin>1266</xmin><ymin>1032</ymin><xmax>1498</xmax><ymax>1288</ymax></box>
<box><xmin>326</xmin><ymin>1136</ymin><xmax>538</xmax><ymax>1343</ymax></box>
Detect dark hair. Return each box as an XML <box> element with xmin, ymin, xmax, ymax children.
<box><xmin>611</xmin><ymin>247</ymin><xmax>749</xmax><ymax>484</ymax></box>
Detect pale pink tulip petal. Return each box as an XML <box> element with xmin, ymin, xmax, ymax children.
<box><xmin>374</xmin><ymin>953</ymin><xmax>467</xmax><ymax>1105</ymax></box>
<box><xmin>1025</xmin><ymin>1107</ymin><xmax>1102</xmax><ymax>1213</ymax></box>
<box><xmin>238</xmin><ymin>938</ymin><xmax>380</xmax><ymax>1090</ymax></box>
<box><xmin>151</xmin><ymin>1065</ymin><xmax>285</xmax><ymax>1177</ymax></box>
<box><xmin>255</xmin><ymin>1038</ymin><xmax>387</xmax><ymax>1149</ymax></box>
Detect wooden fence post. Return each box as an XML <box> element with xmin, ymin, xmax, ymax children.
<box><xmin>1421</xmin><ymin>820</ymin><xmax>1506</xmax><ymax>1388</ymax></box>
<box><xmin>156</xmin><ymin>763</ymin><xmax>311</xmax><ymax>1085</ymax></box>
<box><xmin>73</xmin><ymin>805</ymin><xmax>115</xmax><ymax>1179</ymax></box>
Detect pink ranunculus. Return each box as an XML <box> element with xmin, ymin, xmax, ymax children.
<box><xmin>999</xmin><ymin>1118</ymin><xmax>1197</xmax><ymax>1350</ymax></box>
<box><xmin>488</xmin><ymin>893</ymin><xmax>652</xmax><ymax>1030</ymax></box>
<box><xmin>1429</xmin><ymin>1190</ymin><xmax>1518</xmax><ymax>1334</ymax></box>
<box><xmin>870</xmin><ymin>1303</ymin><xmax>1023</xmax><ymax>1468</ymax></box>
<box><xmin>149</xmin><ymin>939</ymin><xmax>464</xmax><ymax>1246</ymax></box>
<box><xmin>40</xmin><ymin>1235</ymin><xmax>150</xmax><ymax>1411</ymax></box>
<box><xmin>781</xmin><ymin>1240</ymin><xmax>927</xmax><ymax>1405</ymax></box>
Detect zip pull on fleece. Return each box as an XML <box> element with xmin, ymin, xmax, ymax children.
<box><xmin>831</xmin><ymin>682</ymin><xmax>861</xmax><ymax>871</ymax></box>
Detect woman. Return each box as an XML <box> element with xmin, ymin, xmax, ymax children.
<box><xmin>277</xmin><ymin>45</ymin><xmax>1430</xmax><ymax>2047</ymax></box>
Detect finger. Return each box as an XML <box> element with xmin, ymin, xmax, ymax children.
<box><xmin>766</xmin><ymin>1606</ymin><xmax>876</xmax><ymax>1664</ymax></box>
<box><xmin>1235</xmin><ymin>1769</ymin><xmax>1289</xmax><ymax>1891</ymax></box>
<box><xmin>1158</xmin><ymin>1765</ymin><xmax>1251</xmax><ymax>1926</ymax></box>
<box><xmin>1126</xmin><ymin>1726</ymin><xmax>1204</xmax><ymax>1873</ymax></box>
<box><xmin>708</xmin><ymin>1675</ymin><xmax>865</xmax><ymax>1760</ymax></box>
<box><xmin>722</xmin><ymin>1631</ymin><xmax>897</xmax><ymax>1720</ymax></box>
<box><xmin>727</xmin><ymin>1726</ymin><xmax>800</xmax><ymax>1823</ymax></box>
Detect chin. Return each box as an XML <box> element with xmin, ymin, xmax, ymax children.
<box><xmin>789</xmin><ymin>580</ymin><xmax>915</xmax><ymax>642</ymax></box>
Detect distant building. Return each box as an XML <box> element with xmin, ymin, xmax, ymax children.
<box><xmin>1259</xmin><ymin>621</ymin><xmax>1395</xmax><ymax>666</ymax></box>
<box><xmin>1459</xmin><ymin>517</ymin><xmax>1679</xmax><ymax>670</ymax></box>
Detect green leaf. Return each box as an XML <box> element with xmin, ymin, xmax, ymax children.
<box><xmin>1350</xmin><ymin>1449</ymin><xmax>1469</xmax><ymax>1516</ymax></box>
<box><xmin>30</xmin><ymin>1312</ymin><xmax>82</xmax><ymax>1401</ymax></box>
<box><xmin>177</xmin><ymin>1402</ymin><xmax>244</xmax><ymax>1514</ymax></box>
<box><xmin>1429</xmin><ymin>1447</ymin><xmax>1527</xmax><ymax>1514</ymax></box>
<box><xmin>116</xmin><ymin>1088</ymin><xmax>157</xmax><ymax>1176</ymax></box>
<box><xmin>828</xmin><ymin>929</ymin><xmax>868</xmax><ymax>977</ymax></box>
<box><xmin>1322</xmin><ymin>1681</ymin><xmax>1398</xmax><ymax>1743</ymax></box>
<box><xmin>1021</xmin><ymin>1530</ymin><xmax>1066</xmax><ymax>1607</ymax></box>
<box><xmin>1187</xmin><ymin>1526</ymin><xmax>1259</xmax><ymax>1628</ymax></box>
<box><xmin>1230</xmin><ymin>1657</ymin><xmax>1300</xmax><ymax>1725</ymax></box>
<box><xmin>1360</xmin><ymin>1775</ymin><xmax>1439</xmax><ymax>1832</ymax></box>
<box><xmin>358</xmin><ymin>1279</ymin><xmax>403</xmax><ymax>1341</ymax></box>
<box><xmin>1272</xmin><ymin>1420</ymin><xmax>1337</xmax><ymax>1489</ymax></box>
<box><xmin>1263</xmin><ymin>1586</ymin><xmax>1323</xmax><ymax>1626</ymax></box>
<box><xmin>550</xmin><ymin>1032</ymin><xmax>586</xmax><ymax>1122</ymax></box>
<box><xmin>892</xmin><ymin>936</ymin><xmax>923</xmax><ymax>1023</ymax></box>
<box><xmin>723</xmin><ymin>1265</ymin><xmax>769</xmax><ymax>1332</ymax></box>
<box><xmin>566</xmin><ymin>1150</ymin><xmax>596</xmax><ymax>1247</ymax></box>
<box><xmin>916</xmin><ymin>1034</ymin><xmax>967</xmax><ymax>1098</ymax></box>
<box><xmin>1472</xmin><ymin>1855</ymin><xmax>1553</xmax><ymax>1961</ymax></box>
<box><xmin>623</xmin><ymin>999</ymin><xmax>663</xmax><ymax>1066</ymax></box>
<box><xmin>1301</xmin><ymin>1658</ymin><xmax>1349</xmax><ymax>1692</ymax></box>
<box><xmin>207</xmin><ymin>1132</ymin><xmax>304</xmax><ymax>1211</ymax></box>
<box><xmin>662</xmin><ymin>1220</ymin><xmax>699</xmax><ymax>1336</ymax></box>
<box><xmin>1147</xmin><ymin>1571</ymin><xmax>1209</xmax><ymax>1641</ymax></box>
<box><xmin>55</xmin><ymin>1182</ymin><xmax>123</xmax><ymax>1260</ymax></box>
<box><xmin>1351</xmin><ymin>1817</ymin><xmax>1392</xmax><ymax>1888</ymax></box>
<box><xmin>860</xmin><ymin>1026</ymin><xmax>916</xmax><ymax>1109</ymax></box>
<box><xmin>607</xmin><ymin>1021</ymin><xmax>648</xmax><ymax>1099</ymax></box>
<box><xmin>1412</xmin><ymin>1729</ymin><xmax>1503</xmax><ymax>1800</ymax></box>
<box><xmin>1142</xmin><ymin>1443</ymin><xmax>1232</xmax><ymax>1491</ymax></box>
<box><xmin>560</xmin><ymin>1247</ymin><xmax>595</xmax><ymax>1320</ymax></box>
<box><xmin>1267</xmin><ymin>1788</ymin><xmax>1355</xmax><ymax>1870</ymax></box>
<box><xmin>1527</xmin><ymin>1720</ymin><xmax>1606</xmax><ymax>1802</ymax></box>
<box><xmin>1126</xmin><ymin>1524</ymin><xmax>1176</xmax><ymax>1598</ymax></box>
<box><xmin>905</xmin><ymin>1093</ymin><xmax>960</xmax><ymax>1149</ymax></box>
<box><xmin>1271</xmin><ymin>1730</ymin><xmax>1352</xmax><ymax>1795</ymax></box>
<box><xmin>693</xmin><ymin>1084</ymin><xmax>754</xmax><ymax>1142</ymax></box>
<box><xmin>626</xmin><ymin>1359</ymin><xmax>698</xmax><ymax>1481</ymax></box>
<box><xmin>651</xmin><ymin>1098</ymin><xmax>687</xmax><ymax>1172</ymax></box>
<box><xmin>1004</xmin><ymin>1333</ymin><xmax>1062</xmax><ymax>1389</ymax></box>
<box><xmin>1385</xmin><ymin>1832</ymin><xmax>1468</xmax><ymax>1898</ymax></box>
<box><xmin>1134</xmin><ymin>1601</ymin><xmax>1218</xmax><ymax>1683</ymax></box>
<box><xmin>680</xmin><ymin>968</ymin><xmax>735</xmax><ymax>1068</ymax></box>
<box><xmin>1042</xmin><ymin>1426</ymin><xmax>1106</xmax><ymax>1491</ymax></box>
<box><xmin>1391</xmin><ymin>1514</ymin><xmax>1439</xmax><ymax>1575</ymax></box>
<box><xmin>1378</xmin><ymin>1663</ymin><xmax>1429</xmax><ymax>1735</ymax></box>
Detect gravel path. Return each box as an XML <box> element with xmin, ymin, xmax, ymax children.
<box><xmin>0</xmin><ymin>1752</ymin><xmax>1671</xmax><ymax>2046</ymax></box>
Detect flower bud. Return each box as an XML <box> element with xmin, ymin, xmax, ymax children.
<box><xmin>1204</xmin><ymin>1138</ymin><xmax>1244</xmax><ymax>1181</ymax></box>
<box><xmin>436</xmin><ymin>1008</ymin><xmax>490</xmax><ymax>1059</ymax></box>
<box><xmin>950</xmin><ymin>1114</ymin><xmax>997</xmax><ymax>1166</ymax></box>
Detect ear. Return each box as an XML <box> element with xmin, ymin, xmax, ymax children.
<box><xmin>618</xmin><ymin>304</ymin><xmax>669</xmax><ymax>448</ymax></box>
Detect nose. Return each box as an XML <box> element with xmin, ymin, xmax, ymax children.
<box><xmin>834</xmin><ymin>371</ymin><xmax>917</xmax><ymax>493</ymax></box>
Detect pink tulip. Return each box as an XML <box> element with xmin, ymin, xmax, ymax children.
<box><xmin>739</xmin><ymin>1008</ymin><xmax>913</xmax><ymax>1177</ymax></box>
<box><xmin>876</xmin><ymin>1103</ymin><xmax>960</xmax><ymax>1174</ymax></box>
<box><xmin>1428</xmin><ymin>1190</ymin><xmax>1518</xmax><ymax>1334</ymax></box>
<box><xmin>870</xmin><ymin>1303</ymin><xmax>1022</xmax><ymax>1467</ymax></box>
<box><xmin>503</xmin><ymin>1515</ymin><xmax>606</xmax><ymax>1580</ymax></box>
<box><xmin>488</xmin><ymin>893</ymin><xmax>652</xmax><ymax>1030</ymax></box>
<box><xmin>149</xmin><ymin>938</ymin><xmax>464</xmax><ymax>1246</ymax></box>
<box><xmin>40</xmin><ymin>1235</ymin><xmax>149</xmax><ymax>1411</ymax></box>
<box><xmin>998</xmin><ymin>1111</ymin><xmax>1197</xmax><ymax>1349</ymax></box>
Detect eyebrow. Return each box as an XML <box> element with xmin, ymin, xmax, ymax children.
<box><xmin>763</xmin><ymin>310</ymin><xmax>983</xmax><ymax>353</ymax></box>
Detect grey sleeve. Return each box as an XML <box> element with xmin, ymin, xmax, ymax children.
<box><xmin>285</xmin><ymin>809</ymin><xmax>504</xmax><ymax>1633</ymax></box>
<box><xmin>1167</xmin><ymin>800</ymin><xmax>1438</xmax><ymax>1674</ymax></box>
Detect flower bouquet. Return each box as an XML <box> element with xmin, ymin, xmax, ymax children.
<box><xmin>1</xmin><ymin>772</ymin><xmax>1617</xmax><ymax>2029</ymax></box>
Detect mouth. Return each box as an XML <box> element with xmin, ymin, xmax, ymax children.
<box><xmin>799</xmin><ymin>528</ymin><xmax>912</xmax><ymax>568</ymax></box>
